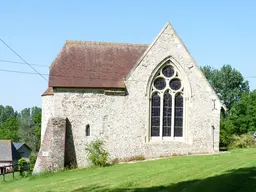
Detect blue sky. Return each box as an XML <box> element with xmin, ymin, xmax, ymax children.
<box><xmin>1</xmin><ymin>0</ymin><xmax>256</xmax><ymax>111</ymax></box>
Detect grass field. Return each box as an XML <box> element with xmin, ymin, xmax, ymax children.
<box><xmin>1</xmin><ymin>148</ymin><xmax>256</xmax><ymax>192</ymax></box>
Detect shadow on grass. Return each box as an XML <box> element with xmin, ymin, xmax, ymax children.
<box><xmin>72</xmin><ymin>167</ymin><xmax>256</xmax><ymax>192</ymax></box>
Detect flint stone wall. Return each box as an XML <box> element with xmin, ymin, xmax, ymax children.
<box><xmin>39</xmin><ymin>23</ymin><xmax>221</xmax><ymax>169</ymax></box>
<box><xmin>33</xmin><ymin>117</ymin><xmax>66</xmax><ymax>173</ymax></box>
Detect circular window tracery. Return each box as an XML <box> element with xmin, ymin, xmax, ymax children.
<box><xmin>150</xmin><ymin>61</ymin><xmax>184</xmax><ymax>138</ymax></box>
<box><xmin>162</xmin><ymin>66</ymin><xmax>174</xmax><ymax>78</ymax></box>
<box><xmin>151</xmin><ymin>62</ymin><xmax>183</xmax><ymax>92</ymax></box>
<box><xmin>169</xmin><ymin>79</ymin><xmax>181</xmax><ymax>91</ymax></box>
<box><xmin>154</xmin><ymin>78</ymin><xmax>166</xmax><ymax>90</ymax></box>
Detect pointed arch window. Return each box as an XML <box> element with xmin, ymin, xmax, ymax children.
<box><xmin>174</xmin><ymin>94</ymin><xmax>183</xmax><ymax>137</ymax></box>
<box><xmin>163</xmin><ymin>92</ymin><xmax>172</xmax><ymax>136</ymax></box>
<box><xmin>150</xmin><ymin>62</ymin><xmax>184</xmax><ymax>139</ymax></box>
<box><xmin>151</xmin><ymin>93</ymin><xmax>160</xmax><ymax>136</ymax></box>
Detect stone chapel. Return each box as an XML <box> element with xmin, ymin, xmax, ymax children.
<box><xmin>34</xmin><ymin>22</ymin><xmax>221</xmax><ymax>173</ymax></box>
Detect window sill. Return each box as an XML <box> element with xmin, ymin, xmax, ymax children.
<box><xmin>149</xmin><ymin>136</ymin><xmax>185</xmax><ymax>143</ymax></box>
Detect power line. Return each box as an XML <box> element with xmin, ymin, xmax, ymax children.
<box><xmin>2</xmin><ymin>57</ymin><xmax>256</xmax><ymax>80</ymax></box>
<box><xmin>2</xmin><ymin>66</ymin><xmax>256</xmax><ymax>84</ymax></box>
<box><xmin>0</xmin><ymin>59</ymin><xmax>125</xmax><ymax>75</ymax></box>
<box><xmin>0</xmin><ymin>59</ymin><xmax>49</xmax><ymax>67</ymax></box>
<box><xmin>3</xmin><ymin>56</ymin><xmax>255</xmax><ymax>80</ymax></box>
<box><xmin>245</xmin><ymin>76</ymin><xmax>256</xmax><ymax>79</ymax></box>
<box><xmin>0</xmin><ymin>69</ymin><xmax>48</xmax><ymax>75</ymax></box>
<box><xmin>0</xmin><ymin>39</ymin><xmax>254</xmax><ymax>83</ymax></box>
<box><xmin>0</xmin><ymin>68</ymin><xmax>148</xmax><ymax>82</ymax></box>
<box><xmin>0</xmin><ymin>39</ymin><xmax>48</xmax><ymax>81</ymax></box>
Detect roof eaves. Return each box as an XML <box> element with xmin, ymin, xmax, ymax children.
<box><xmin>42</xmin><ymin>87</ymin><xmax>54</xmax><ymax>96</ymax></box>
<box><xmin>65</xmin><ymin>40</ymin><xmax>149</xmax><ymax>47</ymax></box>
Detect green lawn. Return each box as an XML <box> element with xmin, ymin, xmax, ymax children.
<box><xmin>1</xmin><ymin>148</ymin><xmax>256</xmax><ymax>192</ymax></box>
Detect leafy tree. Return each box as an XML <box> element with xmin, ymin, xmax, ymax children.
<box><xmin>228</xmin><ymin>91</ymin><xmax>256</xmax><ymax>134</ymax></box>
<box><xmin>201</xmin><ymin>65</ymin><xmax>251</xmax><ymax>147</ymax></box>
<box><xmin>0</xmin><ymin>117</ymin><xmax>20</xmax><ymax>141</ymax></box>
<box><xmin>0</xmin><ymin>105</ymin><xmax>17</xmax><ymax>125</ymax></box>
<box><xmin>18</xmin><ymin>108</ymin><xmax>33</xmax><ymax>146</ymax></box>
<box><xmin>0</xmin><ymin>105</ymin><xmax>19</xmax><ymax>141</ymax></box>
<box><xmin>201</xmin><ymin>65</ymin><xmax>249</xmax><ymax>110</ymax></box>
<box><xmin>0</xmin><ymin>105</ymin><xmax>42</xmax><ymax>151</ymax></box>
<box><xmin>18</xmin><ymin>107</ymin><xmax>42</xmax><ymax>152</ymax></box>
<box><xmin>32</xmin><ymin>107</ymin><xmax>42</xmax><ymax>150</ymax></box>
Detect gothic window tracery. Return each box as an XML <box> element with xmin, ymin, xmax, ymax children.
<box><xmin>150</xmin><ymin>62</ymin><xmax>184</xmax><ymax>138</ymax></box>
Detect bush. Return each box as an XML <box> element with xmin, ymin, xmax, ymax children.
<box><xmin>122</xmin><ymin>155</ymin><xmax>146</xmax><ymax>162</ymax></box>
<box><xmin>220</xmin><ymin>119</ymin><xmax>234</xmax><ymax>147</ymax></box>
<box><xmin>111</xmin><ymin>158</ymin><xmax>119</xmax><ymax>165</ymax></box>
<box><xmin>134</xmin><ymin>155</ymin><xmax>145</xmax><ymax>161</ymax></box>
<box><xmin>228</xmin><ymin>134</ymin><xmax>255</xmax><ymax>149</ymax></box>
<box><xmin>85</xmin><ymin>139</ymin><xmax>109</xmax><ymax>167</ymax></box>
<box><xmin>18</xmin><ymin>158</ymin><xmax>28</xmax><ymax>177</ymax></box>
<box><xmin>29</xmin><ymin>153</ymin><xmax>38</xmax><ymax>174</ymax></box>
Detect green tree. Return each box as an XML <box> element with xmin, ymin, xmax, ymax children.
<box><xmin>0</xmin><ymin>117</ymin><xmax>20</xmax><ymax>141</ymax></box>
<box><xmin>32</xmin><ymin>107</ymin><xmax>42</xmax><ymax>150</ymax></box>
<box><xmin>219</xmin><ymin>91</ymin><xmax>256</xmax><ymax>147</ymax></box>
<box><xmin>201</xmin><ymin>65</ymin><xmax>251</xmax><ymax>147</ymax></box>
<box><xmin>228</xmin><ymin>91</ymin><xmax>256</xmax><ymax>135</ymax></box>
<box><xmin>0</xmin><ymin>105</ymin><xmax>42</xmax><ymax>150</ymax></box>
<box><xmin>0</xmin><ymin>105</ymin><xmax>17</xmax><ymax>125</ymax></box>
<box><xmin>201</xmin><ymin>65</ymin><xmax>249</xmax><ymax>110</ymax></box>
<box><xmin>0</xmin><ymin>105</ymin><xmax>19</xmax><ymax>141</ymax></box>
<box><xmin>18</xmin><ymin>107</ymin><xmax>41</xmax><ymax>152</ymax></box>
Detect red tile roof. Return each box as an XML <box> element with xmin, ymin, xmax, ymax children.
<box><xmin>48</xmin><ymin>41</ymin><xmax>148</xmax><ymax>89</ymax></box>
<box><xmin>42</xmin><ymin>87</ymin><xmax>54</xmax><ymax>96</ymax></box>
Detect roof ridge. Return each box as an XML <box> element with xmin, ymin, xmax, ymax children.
<box><xmin>65</xmin><ymin>40</ymin><xmax>149</xmax><ymax>47</ymax></box>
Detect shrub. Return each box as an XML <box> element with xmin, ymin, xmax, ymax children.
<box><xmin>220</xmin><ymin>119</ymin><xmax>234</xmax><ymax>147</ymax></box>
<box><xmin>133</xmin><ymin>155</ymin><xmax>145</xmax><ymax>161</ymax></box>
<box><xmin>85</xmin><ymin>139</ymin><xmax>109</xmax><ymax>167</ymax></box>
<box><xmin>29</xmin><ymin>153</ymin><xmax>38</xmax><ymax>174</ymax></box>
<box><xmin>123</xmin><ymin>155</ymin><xmax>146</xmax><ymax>162</ymax></box>
<box><xmin>111</xmin><ymin>158</ymin><xmax>119</xmax><ymax>165</ymax></box>
<box><xmin>228</xmin><ymin>134</ymin><xmax>255</xmax><ymax>149</ymax></box>
<box><xmin>18</xmin><ymin>158</ymin><xmax>28</xmax><ymax>177</ymax></box>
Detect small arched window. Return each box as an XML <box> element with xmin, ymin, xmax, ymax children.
<box><xmin>150</xmin><ymin>62</ymin><xmax>184</xmax><ymax>138</ymax></box>
<box><xmin>85</xmin><ymin>124</ymin><xmax>90</xmax><ymax>136</ymax></box>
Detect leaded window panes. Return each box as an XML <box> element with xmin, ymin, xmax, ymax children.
<box><xmin>150</xmin><ymin>61</ymin><xmax>184</xmax><ymax>139</ymax></box>
<box><xmin>154</xmin><ymin>78</ymin><xmax>166</xmax><ymax>90</ymax></box>
<box><xmin>163</xmin><ymin>92</ymin><xmax>172</xmax><ymax>136</ymax></box>
<box><xmin>162</xmin><ymin>66</ymin><xmax>174</xmax><ymax>78</ymax></box>
<box><xmin>174</xmin><ymin>94</ymin><xmax>183</xmax><ymax>137</ymax></box>
<box><xmin>170</xmin><ymin>79</ymin><xmax>181</xmax><ymax>90</ymax></box>
<box><xmin>151</xmin><ymin>93</ymin><xmax>160</xmax><ymax>136</ymax></box>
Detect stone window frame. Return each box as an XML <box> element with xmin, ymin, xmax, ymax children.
<box><xmin>147</xmin><ymin>56</ymin><xmax>190</xmax><ymax>142</ymax></box>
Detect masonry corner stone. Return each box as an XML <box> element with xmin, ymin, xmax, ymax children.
<box><xmin>33</xmin><ymin>117</ymin><xmax>66</xmax><ymax>173</ymax></box>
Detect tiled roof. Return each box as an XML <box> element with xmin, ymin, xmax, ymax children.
<box><xmin>48</xmin><ymin>41</ymin><xmax>148</xmax><ymax>89</ymax></box>
<box><xmin>0</xmin><ymin>140</ymin><xmax>12</xmax><ymax>161</ymax></box>
<box><xmin>0</xmin><ymin>140</ymin><xmax>20</xmax><ymax>162</ymax></box>
<box><xmin>42</xmin><ymin>87</ymin><xmax>54</xmax><ymax>96</ymax></box>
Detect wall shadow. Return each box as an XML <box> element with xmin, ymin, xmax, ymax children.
<box><xmin>65</xmin><ymin>118</ymin><xmax>77</xmax><ymax>168</ymax></box>
<box><xmin>72</xmin><ymin>167</ymin><xmax>256</xmax><ymax>192</ymax></box>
